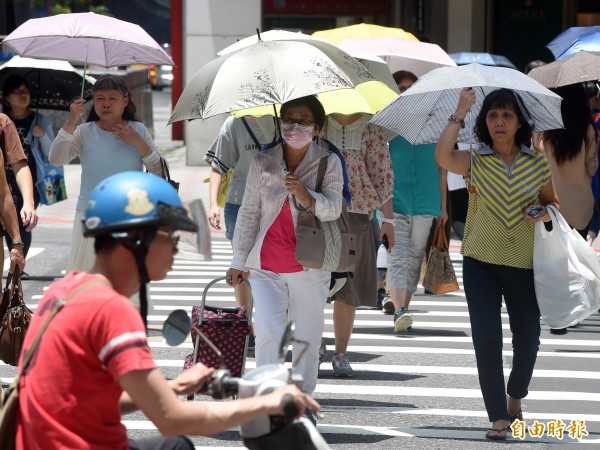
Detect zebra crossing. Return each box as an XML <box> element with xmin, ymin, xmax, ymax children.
<box><xmin>2</xmin><ymin>234</ymin><xmax>600</xmax><ymax>448</ymax></box>
<box><xmin>146</xmin><ymin>235</ymin><xmax>600</xmax><ymax>447</ymax></box>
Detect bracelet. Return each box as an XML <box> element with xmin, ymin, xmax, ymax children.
<box><xmin>65</xmin><ymin>119</ymin><xmax>76</xmax><ymax>126</ymax></box>
<box><xmin>294</xmin><ymin>195</ymin><xmax>313</xmax><ymax>212</ymax></box>
<box><xmin>448</xmin><ymin>114</ymin><xmax>465</xmax><ymax>129</ymax></box>
<box><xmin>380</xmin><ymin>217</ymin><xmax>396</xmax><ymax>226</ymax></box>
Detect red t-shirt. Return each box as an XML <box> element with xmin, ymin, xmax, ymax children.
<box><xmin>16</xmin><ymin>272</ymin><xmax>157</xmax><ymax>450</ymax></box>
<box><xmin>260</xmin><ymin>166</ymin><xmax>303</xmax><ymax>273</ymax></box>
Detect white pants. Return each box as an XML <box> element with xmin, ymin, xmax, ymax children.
<box><xmin>249</xmin><ymin>268</ymin><xmax>330</xmax><ymax>394</ymax></box>
<box><xmin>387</xmin><ymin>214</ymin><xmax>435</xmax><ymax>293</ymax></box>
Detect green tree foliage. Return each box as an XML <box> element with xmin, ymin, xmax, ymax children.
<box><xmin>31</xmin><ymin>1</ymin><xmax>112</xmax><ymax>16</ymax></box>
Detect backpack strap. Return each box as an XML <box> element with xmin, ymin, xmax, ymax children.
<box><xmin>241</xmin><ymin>117</ymin><xmax>261</xmax><ymax>150</ymax></box>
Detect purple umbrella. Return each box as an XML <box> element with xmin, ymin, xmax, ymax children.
<box><xmin>2</xmin><ymin>12</ymin><xmax>173</xmax><ymax>96</ymax></box>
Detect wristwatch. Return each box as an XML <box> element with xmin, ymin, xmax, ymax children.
<box><xmin>448</xmin><ymin>114</ymin><xmax>466</xmax><ymax>129</ymax></box>
<box><xmin>10</xmin><ymin>242</ymin><xmax>24</xmax><ymax>250</ymax></box>
<box><xmin>380</xmin><ymin>217</ymin><xmax>396</xmax><ymax>226</ymax></box>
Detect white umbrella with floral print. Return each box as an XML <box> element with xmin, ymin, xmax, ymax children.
<box><xmin>169</xmin><ymin>38</ymin><xmax>394</xmax><ymax>122</ymax></box>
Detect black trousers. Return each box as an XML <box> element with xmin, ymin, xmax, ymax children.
<box><xmin>462</xmin><ymin>256</ymin><xmax>541</xmax><ymax>422</ymax></box>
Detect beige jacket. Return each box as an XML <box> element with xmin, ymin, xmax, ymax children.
<box><xmin>532</xmin><ymin>125</ymin><xmax>598</xmax><ymax>229</ymax></box>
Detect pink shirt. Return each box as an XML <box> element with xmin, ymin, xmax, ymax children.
<box><xmin>260</xmin><ymin>166</ymin><xmax>303</xmax><ymax>273</ymax></box>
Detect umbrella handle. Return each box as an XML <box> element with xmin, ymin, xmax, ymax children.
<box><xmin>80</xmin><ymin>43</ymin><xmax>89</xmax><ymax>100</ymax></box>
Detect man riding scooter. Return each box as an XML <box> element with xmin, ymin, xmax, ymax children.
<box><xmin>15</xmin><ymin>171</ymin><xmax>319</xmax><ymax>450</ymax></box>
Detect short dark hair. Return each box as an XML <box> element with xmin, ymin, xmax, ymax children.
<box><xmin>86</xmin><ymin>74</ymin><xmax>138</xmax><ymax>122</ymax></box>
<box><xmin>524</xmin><ymin>60</ymin><xmax>546</xmax><ymax>74</ymax></box>
<box><xmin>280</xmin><ymin>95</ymin><xmax>326</xmax><ymax>131</ymax></box>
<box><xmin>474</xmin><ymin>88</ymin><xmax>533</xmax><ymax>146</ymax></box>
<box><xmin>1</xmin><ymin>74</ymin><xmax>30</xmax><ymax>113</ymax></box>
<box><xmin>392</xmin><ymin>70</ymin><xmax>418</xmax><ymax>86</ymax></box>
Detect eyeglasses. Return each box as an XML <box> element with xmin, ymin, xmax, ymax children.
<box><xmin>281</xmin><ymin>119</ymin><xmax>314</xmax><ymax>127</ymax></box>
<box><xmin>156</xmin><ymin>230</ymin><xmax>180</xmax><ymax>247</ymax></box>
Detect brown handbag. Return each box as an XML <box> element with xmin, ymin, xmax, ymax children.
<box><xmin>293</xmin><ymin>156</ymin><xmax>356</xmax><ymax>273</ymax></box>
<box><xmin>0</xmin><ymin>269</ymin><xmax>32</xmax><ymax>366</ymax></box>
<box><xmin>422</xmin><ymin>226</ymin><xmax>460</xmax><ymax>295</ymax></box>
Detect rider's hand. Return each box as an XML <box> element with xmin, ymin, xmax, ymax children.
<box><xmin>265</xmin><ymin>384</ymin><xmax>321</xmax><ymax>417</ymax></box>
<box><xmin>169</xmin><ymin>363</ymin><xmax>215</xmax><ymax>396</ymax></box>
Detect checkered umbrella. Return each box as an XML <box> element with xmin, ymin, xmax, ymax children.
<box><xmin>370</xmin><ymin>63</ymin><xmax>563</xmax><ymax>145</ymax></box>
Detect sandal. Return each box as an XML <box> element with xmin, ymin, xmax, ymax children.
<box><xmin>486</xmin><ymin>426</ymin><xmax>509</xmax><ymax>441</ymax></box>
<box><xmin>509</xmin><ymin>410</ymin><xmax>523</xmax><ymax>422</ymax></box>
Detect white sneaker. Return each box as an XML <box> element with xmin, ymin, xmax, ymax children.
<box><xmin>381</xmin><ymin>295</ymin><xmax>395</xmax><ymax>315</ymax></box>
<box><xmin>394</xmin><ymin>308</ymin><xmax>413</xmax><ymax>333</ymax></box>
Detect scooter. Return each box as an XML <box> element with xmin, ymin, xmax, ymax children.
<box><xmin>163</xmin><ymin>309</ymin><xmax>331</xmax><ymax>450</ymax></box>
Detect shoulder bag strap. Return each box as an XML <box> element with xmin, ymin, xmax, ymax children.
<box><xmin>19</xmin><ymin>278</ymin><xmax>110</xmax><ymax>374</ymax></box>
<box><xmin>314</xmin><ymin>155</ymin><xmax>329</xmax><ymax>192</ymax></box>
<box><xmin>159</xmin><ymin>157</ymin><xmax>172</xmax><ymax>182</ymax></box>
<box><xmin>241</xmin><ymin>117</ymin><xmax>261</xmax><ymax>149</ymax></box>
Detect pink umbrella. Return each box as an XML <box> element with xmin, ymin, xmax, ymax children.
<box><xmin>339</xmin><ymin>37</ymin><xmax>456</xmax><ymax>78</ymax></box>
<box><xmin>2</xmin><ymin>12</ymin><xmax>173</xmax><ymax>96</ymax></box>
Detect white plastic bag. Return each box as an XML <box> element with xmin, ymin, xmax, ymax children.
<box><xmin>533</xmin><ymin>205</ymin><xmax>600</xmax><ymax>328</ymax></box>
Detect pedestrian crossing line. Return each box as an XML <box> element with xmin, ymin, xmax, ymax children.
<box><xmin>313</xmin><ymin>384</ymin><xmax>600</xmax><ymax>402</ymax></box>
<box><xmin>119</xmin><ymin>421</ymin><xmax>595</xmax><ymax>444</ymax></box>
<box><xmin>143</xmin><ymin>315</ymin><xmax>553</xmax><ymax>331</ymax></box>
<box><xmin>151</xmin><ymin>359</ymin><xmax>600</xmax><ymax>380</ymax></box>
<box><xmin>148</xmin><ymin>305</ymin><xmax>476</xmax><ymax>318</ymax></box>
<box><xmin>315</xmin><ymin>424</ymin><xmax>596</xmax><ymax>444</ymax></box>
<box><xmin>319</xmin><ymin>406</ymin><xmax>600</xmax><ymax>423</ymax></box>
<box><xmin>146</xmin><ymin>342</ymin><xmax>600</xmax><ymax>359</ymax></box>
<box><xmin>3</xmin><ymin>247</ymin><xmax>44</xmax><ymax>273</ymax></box>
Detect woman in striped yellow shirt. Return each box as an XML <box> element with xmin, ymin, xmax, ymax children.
<box><xmin>435</xmin><ymin>87</ymin><xmax>560</xmax><ymax>441</ymax></box>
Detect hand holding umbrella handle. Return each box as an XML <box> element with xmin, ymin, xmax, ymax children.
<box><xmin>454</xmin><ymin>87</ymin><xmax>476</xmax><ymax>120</ymax></box>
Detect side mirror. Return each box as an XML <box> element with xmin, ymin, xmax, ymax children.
<box><xmin>279</xmin><ymin>321</ymin><xmax>296</xmax><ymax>360</ymax></box>
<box><xmin>163</xmin><ymin>309</ymin><xmax>192</xmax><ymax>346</ymax></box>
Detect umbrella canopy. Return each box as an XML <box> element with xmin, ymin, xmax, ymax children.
<box><xmin>218</xmin><ymin>30</ymin><xmax>398</xmax><ymax>100</ymax></box>
<box><xmin>350</xmin><ymin>54</ymin><xmax>399</xmax><ymax>93</ymax></box>
<box><xmin>450</xmin><ymin>52</ymin><xmax>517</xmax><ymax>70</ymax></box>
<box><xmin>2</xmin><ymin>12</ymin><xmax>173</xmax><ymax>67</ymax></box>
<box><xmin>169</xmin><ymin>39</ymin><xmax>396</xmax><ymax>123</ymax></box>
<box><xmin>0</xmin><ymin>56</ymin><xmax>95</xmax><ymax>110</ymax></box>
<box><xmin>312</xmin><ymin>23</ymin><xmax>418</xmax><ymax>45</ymax></box>
<box><xmin>527</xmin><ymin>51</ymin><xmax>600</xmax><ymax>88</ymax></box>
<box><xmin>217</xmin><ymin>29</ymin><xmax>329</xmax><ymax>56</ymax></box>
<box><xmin>547</xmin><ymin>26</ymin><xmax>600</xmax><ymax>60</ymax></box>
<box><xmin>370</xmin><ymin>64</ymin><xmax>563</xmax><ymax>145</ymax></box>
<box><xmin>339</xmin><ymin>37</ymin><xmax>456</xmax><ymax>77</ymax></box>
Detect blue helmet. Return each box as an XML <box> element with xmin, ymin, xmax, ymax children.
<box><xmin>83</xmin><ymin>171</ymin><xmax>197</xmax><ymax>237</ymax></box>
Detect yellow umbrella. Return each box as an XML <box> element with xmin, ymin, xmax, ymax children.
<box><xmin>232</xmin><ymin>81</ymin><xmax>397</xmax><ymax>118</ymax></box>
<box><xmin>312</xmin><ymin>23</ymin><xmax>419</xmax><ymax>45</ymax></box>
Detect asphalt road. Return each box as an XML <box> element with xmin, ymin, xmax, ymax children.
<box><xmin>1</xmin><ymin>89</ymin><xmax>599</xmax><ymax>449</ymax></box>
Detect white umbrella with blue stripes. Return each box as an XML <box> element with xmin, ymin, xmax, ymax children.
<box><xmin>370</xmin><ymin>63</ymin><xmax>563</xmax><ymax>145</ymax></box>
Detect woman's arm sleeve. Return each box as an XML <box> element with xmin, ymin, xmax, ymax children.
<box><xmin>230</xmin><ymin>156</ymin><xmax>262</xmax><ymax>270</ymax></box>
<box><xmin>49</xmin><ymin>127</ymin><xmax>82</xmax><ymax>165</ymax></box>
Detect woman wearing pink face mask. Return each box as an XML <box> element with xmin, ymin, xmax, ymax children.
<box><xmin>226</xmin><ymin>96</ymin><xmax>344</xmax><ymax>395</ymax></box>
